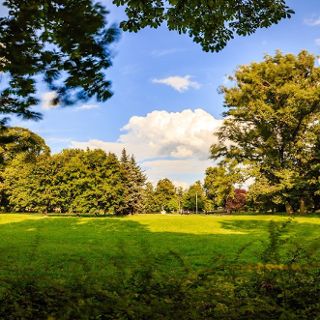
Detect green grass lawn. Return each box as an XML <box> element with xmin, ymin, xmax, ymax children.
<box><xmin>0</xmin><ymin>213</ymin><xmax>319</xmax><ymax>283</ymax></box>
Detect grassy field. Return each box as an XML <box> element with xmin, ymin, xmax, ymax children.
<box><xmin>0</xmin><ymin>213</ymin><xmax>319</xmax><ymax>318</ymax></box>
<box><xmin>0</xmin><ymin>213</ymin><xmax>319</xmax><ymax>282</ymax></box>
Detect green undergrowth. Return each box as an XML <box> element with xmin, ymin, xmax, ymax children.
<box><xmin>0</xmin><ymin>215</ymin><xmax>319</xmax><ymax>319</ymax></box>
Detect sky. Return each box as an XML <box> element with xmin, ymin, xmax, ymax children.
<box><xmin>8</xmin><ymin>0</ymin><xmax>320</xmax><ymax>188</ymax></box>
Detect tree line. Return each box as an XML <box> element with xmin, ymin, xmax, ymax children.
<box><xmin>0</xmin><ymin>127</ymin><xmax>248</xmax><ymax>214</ymax></box>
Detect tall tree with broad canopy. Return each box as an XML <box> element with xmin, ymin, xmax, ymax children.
<box><xmin>211</xmin><ymin>51</ymin><xmax>320</xmax><ymax>214</ymax></box>
<box><xmin>0</xmin><ymin>0</ymin><xmax>119</xmax><ymax>126</ymax></box>
<box><xmin>113</xmin><ymin>0</ymin><xmax>294</xmax><ymax>52</ymax></box>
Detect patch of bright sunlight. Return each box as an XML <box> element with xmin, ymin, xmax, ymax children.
<box><xmin>125</xmin><ymin>214</ymin><xmax>247</xmax><ymax>235</ymax></box>
<box><xmin>0</xmin><ymin>214</ymin><xmax>45</xmax><ymax>225</ymax></box>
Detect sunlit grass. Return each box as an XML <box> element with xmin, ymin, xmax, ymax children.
<box><xmin>0</xmin><ymin>213</ymin><xmax>45</xmax><ymax>225</ymax></box>
<box><xmin>126</xmin><ymin>214</ymin><xmax>320</xmax><ymax>234</ymax></box>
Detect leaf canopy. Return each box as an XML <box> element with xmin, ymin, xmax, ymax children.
<box><xmin>113</xmin><ymin>0</ymin><xmax>294</xmax><ymax>52</ymax></box>
<box><xmin>0</xmin><ymin>0</ymin><xmax>119</xmax><ymax>125</ymax></box>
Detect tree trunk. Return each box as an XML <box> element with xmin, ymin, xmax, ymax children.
<box><xmin>285</xmin><ymin>202</ymin><xmax>293</xmax><ymax>215</ymax></box>
<box><xmin>299</xmin><ymin>198</ymin><xmax>306</xmax><ymax>214</ymax></box>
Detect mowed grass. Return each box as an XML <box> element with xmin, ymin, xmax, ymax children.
<box><xmin>0</xmin><ymin>214</ymin><xmax>319</xmax><ymax>282</ymax></box>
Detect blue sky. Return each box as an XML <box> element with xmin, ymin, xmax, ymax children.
<box><xmin>9</xmin><ymin>0</ymin><xmax>320</xmax><ymax>187</ymax></box>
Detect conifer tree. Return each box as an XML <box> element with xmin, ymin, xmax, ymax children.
<box><xmin>119</xmin><ymin>149</ymin><xmax>146</xmax><ymax>214</ymax></box>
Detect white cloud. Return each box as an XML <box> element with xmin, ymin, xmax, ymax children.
<box><xmin>41</xmin><ymin>91</ymin><xmax>59</xmax><ymax>110</ymax></box>
<box><xmin>152</xmin><ymin>75</ymin><xmax>201</xmax><ymax>92</ymax></box>
<box><xmin>70</xmin><ymin>108</ymin><xmax>223</xmax><ymax>185</ymax></box>
<box><xmin>304</xmin><ymin>17</ymin><xmax>320</xmax><ymax>26</ymax></box>
<box><xmin>76</xmin><ymin>104</ymin><xmax>99</xmax><ymax>111</ymax></box>
<box><xmin>120</xmin><ymin>108</ymin><xmax>222</xmax><ymax>160</ymax></box>
<box><xmin>315</xmin><ymin>38</ymin><xmax>320</xmax><ymax>46</ymax></box>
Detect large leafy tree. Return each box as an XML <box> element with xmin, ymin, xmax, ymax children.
<box><xmin>0</xmin><ymin>0</ymin><xmax>119</xmax><ymax>126</ymax></box>
<box><xmin>68</xmin><ymin>150</ymin><xmax>126</xmax><ymax>214</ymax></box>
<box><xmin>113</xmin><ymin>0</ymin><xmax>293</xmax><ymax>52</ymax></box>
<box><xmin>211</xmin><ymin>51</ymin><xmax>320</xmax><ymax>214</ymax></box>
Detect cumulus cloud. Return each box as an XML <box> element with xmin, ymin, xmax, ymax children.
<box><xmin>122</xmin><ymin>108</ymin><xmax>222</xmax><ymax>160</ymax></box>
<box><xmin>70</xmin><ymin>108</ymin><xmax>223</xmax><ymax>186</ymax></box>
<box><xmin>304</xmin><ymin>17</ymin><xmax>320</xmax><ymax>26</ymax></box>
<box><xmin>152</xmin><ymin>75</ymin><xmax>201</xmax><ymax>92</ymax></box>
<box><xmin>41</xmin><ymin>91</ymin><xmax>59</xmax><ymax>110</ymax></box>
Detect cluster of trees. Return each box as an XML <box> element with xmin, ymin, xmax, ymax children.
<box><xmin>143</xmin><ymin>179</ymin><xmax>209</xmax><ymax>214</ymax></box>
<box><xmin>143</xmin><ymin>177</ymin><xmax>248</xmax><ymax>214</ymax></box>
<box><xmin>0</xmin><ymin>128</ymin><xmax>145</xmax><ymax>214</ymax></box>
<box><xmin>0</xmin><ymin>127</ymin><xmax>249</xmax><ymax>214</ymax></box>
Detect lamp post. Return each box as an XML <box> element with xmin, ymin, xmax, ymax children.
<box><xmin>195</xmin><ymin>192</ymin><xmax>198</xmax><ymax>214</ymax></box>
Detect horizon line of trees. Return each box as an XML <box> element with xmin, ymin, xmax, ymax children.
<box><xmin>0</xmin><ymin>127</ymin><xmax>250</xmax><ymax>215</ymax></box>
